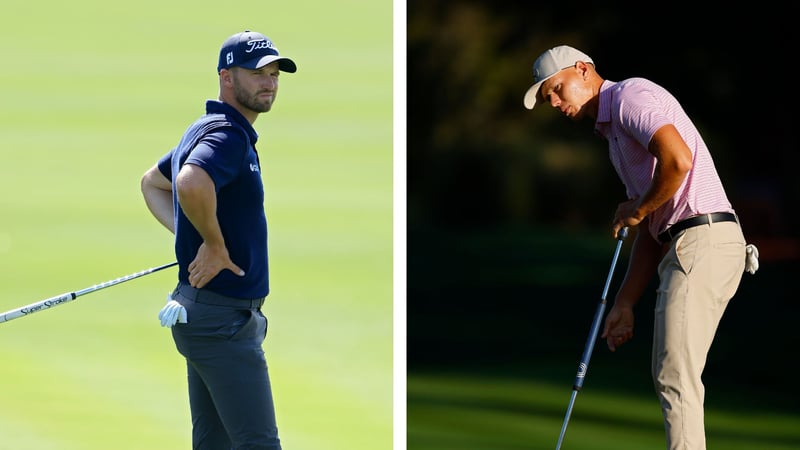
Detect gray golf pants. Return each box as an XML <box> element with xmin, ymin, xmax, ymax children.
<box><xmin>171</xmin><ymin>283</ymin><xmax>281</xmax><ymax>450</ymax></box>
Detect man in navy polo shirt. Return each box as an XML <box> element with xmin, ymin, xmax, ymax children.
<box><xmin>141</xmin><ymin>30</ymin><xmax>296</xmax><ymax>450</ymax></box>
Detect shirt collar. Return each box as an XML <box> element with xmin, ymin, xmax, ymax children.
<box><xmin>595</xmin><ymin>80</ymin><xmax>617</xmax><ymax>126</ymax></box>
<box><xmin>205</xmin><ymin>100</ymin><xmax>259</xmax><ymax>144</ymax></box>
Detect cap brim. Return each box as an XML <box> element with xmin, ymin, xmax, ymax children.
<box><xmin>523</xmin><ymin>81</ymin><xmax>544</xmax><ymax>109</ymax></box>
<box><xmin>523</xmin><ymin>70</ymin><xmax>564</xmax><ymax>109</ymax></box>
<box><xmin>241</xmin><ymin>55</ymin><xmax>297</xmax><ymax>73</ymax></box>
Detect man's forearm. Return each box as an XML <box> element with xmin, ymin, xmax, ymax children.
<box><xmin>143</xmin><ymin>187</ymin><xmax>175</xmax><ymax>233</ymax></box>
<box><xmin>141</xmin><ymin>166</ymin><xmax>176</xmax><ymax>233</ymax></box>
<box><xmin>614</xmin><ymin>227</ymin><xmax>661</xmax><ymax>307</ymax></box>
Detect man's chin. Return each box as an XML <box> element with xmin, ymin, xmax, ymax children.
<box><xmin>249</xmin><ymin>102</ymin><xmax>273</xmax><ymax>113</ymax></box>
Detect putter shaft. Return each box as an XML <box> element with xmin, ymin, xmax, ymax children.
<box><xmin>555</xmin><ymin>228</ymin><xmax>628</xmax><ymax>449</ymax></box>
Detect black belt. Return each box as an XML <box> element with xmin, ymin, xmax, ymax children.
<box><xmin>174</xmin><ymin>282</ymin><xmax>265</xmax><ymax>309</ymax></box>
<box><xmin>658</xmin><ymin>212</ymin><xmax>738</xmax><ymax>244</ymax></box>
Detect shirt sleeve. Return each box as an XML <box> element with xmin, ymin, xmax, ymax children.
<box><xmin>157</xmin><ymin>150</ymin><xmax>174</xmax><ymax>180</ymax></box>
<box><xmin>184</xmin><ymin>127</ymin><xmax>248</xmax><ymax>190</ymax></box>
<box><xmin>617</xmin><ymin>85</ymin><xmax>671</xmax><ymax>149</ymax></box>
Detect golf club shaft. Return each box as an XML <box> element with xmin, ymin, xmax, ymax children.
<box><xmin>0</xmin><ymin>262</ymin><xmax>178</xmax><ymax>324</ymax></box>
<box><xmin>555</xmin><ymin>227</ymin><xmax>628</xmax><ymax>449</ymax></box>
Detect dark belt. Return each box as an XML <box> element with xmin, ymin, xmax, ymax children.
<box><xmin>174</xmin><ymin>282</ymin><xmax>265</xmax><ymax>309</ymax></box>
<box><xmin>658</xmin><ymin>212</ymin><xmax>738</xmax><ymax>244</ymax></box>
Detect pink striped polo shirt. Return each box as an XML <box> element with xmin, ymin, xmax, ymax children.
<box><xmin>594</xmin><ymin>78</ymin><xmax>733</xmax><ymax>240</ymax></box>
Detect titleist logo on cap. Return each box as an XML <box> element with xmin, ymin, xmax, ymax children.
<box><xmin>245</xmin><ymin>39</ymin><xmax>277</xmax><ymax>54</ymax></box>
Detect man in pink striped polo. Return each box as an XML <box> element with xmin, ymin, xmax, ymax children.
<box><xmin>524</xmin><ymin>45</ymin><xmax>758</xmax><ymax>450</ymax></box>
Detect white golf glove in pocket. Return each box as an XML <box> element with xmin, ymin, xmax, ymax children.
<box><xmin>745</xmin><ymin>244</ymin><xmax>759</xmax><ymax>275</ymax></box>
<box><xmin>158</xmin><ymin>294</ymin><xmax>187</xmax><ymax>327</ymax></box>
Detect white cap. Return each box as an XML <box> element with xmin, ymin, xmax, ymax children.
<box><xmin>523</xmin><ymin>45</ymin><xmax>593</xmax><ymax>109</ymax></box>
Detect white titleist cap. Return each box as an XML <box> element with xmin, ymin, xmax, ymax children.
<box><xmin>523</xmin><ymin>45</ymin><xmax>593</xmax><ymax>110</ymax></box>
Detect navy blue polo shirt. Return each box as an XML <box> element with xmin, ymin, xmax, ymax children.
<box><xmin>157</xmin><ymin>100</ymin><xmax>269</xmax><ymax>299</ymax></box>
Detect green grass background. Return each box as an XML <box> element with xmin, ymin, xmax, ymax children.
<box><xmin>0</xmin><ymin>1</ymin><xmax>393</xmax><ymax>449</ymax></box>
<box><xmin>406</xmin><ymin>230</ymin><xmax>800</xmax><ymax>449</ymax></box>
<box><xmin>408</xmin><ymin>368</ymin><xmax>800</xmax><ymax>450</ymax></box>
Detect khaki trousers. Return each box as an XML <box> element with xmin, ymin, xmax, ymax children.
<box><xmin>654</xmin><ymin>220</ymin><xmax>745</xmax><ymax>450</ymax></box>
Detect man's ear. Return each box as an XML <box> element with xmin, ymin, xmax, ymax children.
<box><xmin>220</xmin><ymin>68</ymin><xmax>233</xmax><ymax>86</ymax></box>
<box><xmin>575</xmin><ymin>61</ymin><xmax>589</xmax><ymax>79</ymax></box>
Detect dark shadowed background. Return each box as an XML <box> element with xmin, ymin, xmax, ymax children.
<box><xmin>407</xmin><ymin>1</ymin><xmax>799</xmax><ymax>448</ymax></box>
